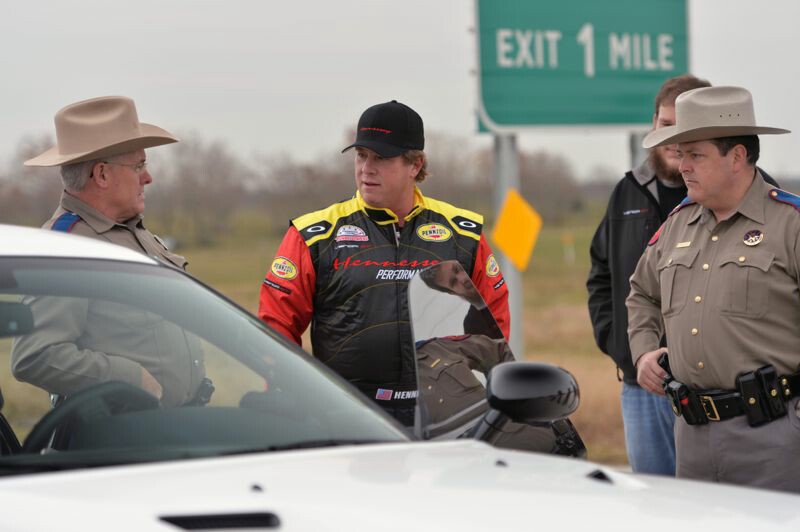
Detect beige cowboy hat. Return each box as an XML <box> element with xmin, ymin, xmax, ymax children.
<box><xmin>24</xmin><ymin>95</ymin><xmax>178</xmax><ymax>167</ymax></box>
<box><xmin>643</xmin><ymin>86</ymin><xmax>789</xmax><ymax>149</ymax></box>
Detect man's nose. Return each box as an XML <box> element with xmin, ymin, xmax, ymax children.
<box><xmin>360</xmin><ymin>158</ymin><xmax>376</xmax><ymax>174</ymax></box>
<box><xmin>678</xmin><ymin>156</ymin><xmax>690</xmax><ymax>174</ymax></box>
<box><xmin>140</xmin><ymin>169</ymin><xmax>153</xmax><ymax>185</ymax></box>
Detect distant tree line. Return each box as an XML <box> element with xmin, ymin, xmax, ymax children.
<box><xmin>1</xmin><ymin>131</ymin><xmax>604</xmax><ymax>246</ymax></box>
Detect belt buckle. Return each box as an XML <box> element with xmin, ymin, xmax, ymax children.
<box><xmin>699</xmin><ymin>395</ymin><xmax>720</xmax><ymax>421</ymax></box>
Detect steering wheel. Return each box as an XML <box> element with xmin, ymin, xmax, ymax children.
<box><xmin>22</xmin><ymin>381</ymin><xmax>160</xmax><ymax>454</ymax></box>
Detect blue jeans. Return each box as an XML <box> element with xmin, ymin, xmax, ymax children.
<box><xmin>621</xmin><ymin>383</ymin><xmax>676</xmax><ymax>476</ymax></box>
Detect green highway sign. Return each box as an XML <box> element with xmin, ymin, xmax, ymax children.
<box><xmin>476</xmin><ymin>0</ymin><xmax>688</xmax><ymax>129</ymax></box>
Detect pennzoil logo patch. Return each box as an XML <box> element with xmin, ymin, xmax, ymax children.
<box><xmin>335</xmin><ymin>224</ymin><xmax>369</xmax><ymax>242</ymax></box>
<box><xmin>271</xmin><ymin>257</ymin><xmax>298</xmax><ymax>280</ymax></box>
<box><xmin>417</xmin><ymin>223</ymin><xmax>452</xmax><ymax>242</ymax></box>
<box><xmin>486</xmin><ymin>254</ymin><xmax>501</xmax><ymax>277</ymax></box>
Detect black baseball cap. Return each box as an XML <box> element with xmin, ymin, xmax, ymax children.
<box><xmin>341</xmin><ymin>100</ymin><xmax>424</xmax><ymax>158</ymax></box>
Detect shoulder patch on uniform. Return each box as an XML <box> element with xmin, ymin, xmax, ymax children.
<box><xmin>667</xmin><ymin>196</ymin><xmax>695</xmax><ymax>217</ymax></box>
<box><xmin>769</xmin><ymin>188</ymin><xmax>800</xmax><ymax>213</ymax></box>
<box><xmin>291</xmin><ymin>197</ymin><xmax>361</xmax><ymax>246</ymax></box>
<box><xmin>421</xmin><ymin>196</ymin><xmax>483</xmax><ymax>241</ymax></box>
<box><xmin>50</xmin><ymin>212</ymin><xmax>81</xmax><ymax>233</ymax></box>
<box><xmin>648</xmin><ymin>223</ymin><xmax>665</xmax><ymax>246</ymax></box>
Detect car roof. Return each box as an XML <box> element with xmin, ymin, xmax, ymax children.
<box><xmin>0</xmin><ymin>224</ymin><xmax>157</xmax><ymax>264</ymax></box>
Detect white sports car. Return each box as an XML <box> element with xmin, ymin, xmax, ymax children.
<box><xmin>0</xmin><ymin>224</ymin><xmax>797</xmax><ymax>531</ymax></box>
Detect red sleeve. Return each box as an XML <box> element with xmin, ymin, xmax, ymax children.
<box><xmin>257</xmin><ymin>226</ymin><xmax>316</xmax><ymax>346</ymax></box>
<box><xmin>470</xmin><ymin>233</ymin><xmax>510</xmax><ymax>340</ymax></box>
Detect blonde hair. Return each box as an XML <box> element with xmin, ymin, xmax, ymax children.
<box><xmin>403</xmin><ymin>150</ymin><xmax>428</xmax><ymax>182</ymax></box>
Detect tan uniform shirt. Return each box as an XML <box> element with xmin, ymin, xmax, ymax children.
<box><xmin>11</xmin><ymin>192</ymin><xmax>203</xmax><ymax>407</ymax></box>
<box><xmin>627</xmin><ymin>173</ymin><xmax>800</xmax><ymax>389</ymax></box>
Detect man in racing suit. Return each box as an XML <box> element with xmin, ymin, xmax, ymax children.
<box><xmin>258</xmin><ymin>100</ymin><xmax>509</xmax><ymax>425</ymax></box>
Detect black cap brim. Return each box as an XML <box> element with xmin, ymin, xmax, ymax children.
<box><xmin>341</xmin><ymin>140</ymin><xmax>406</xmax><ymax>158</ymax></box>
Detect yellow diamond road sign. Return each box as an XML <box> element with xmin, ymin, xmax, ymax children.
<box><xmin>491</xmin><ymin>188</ymin><xmax>542</xmax><ymax>271</ymax></box>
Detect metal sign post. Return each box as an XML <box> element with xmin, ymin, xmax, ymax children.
<box><xmin>492</xmin><ymin>134</ymin><xmax>523</xmax><ymax>358</ymax></box>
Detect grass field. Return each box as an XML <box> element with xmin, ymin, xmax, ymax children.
<box><xmin>182</xmin><ymin>212</ymin><xmax>628</xmax><ymax>465</ymax></box>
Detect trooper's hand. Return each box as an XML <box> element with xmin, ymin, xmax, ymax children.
<box><xmin>636</xmin><ymin>348</ymin><xmax>668</xmax><ymax>396</ymax></box>
<box><xmin>140</xmin><ymin>368</ymin><xmax>163</xmax><ymax>400</ymax></box>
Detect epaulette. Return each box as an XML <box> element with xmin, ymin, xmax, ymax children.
<box><xmin>648</xmin><ymin>197</ymin><xmax>695</xmax><ymax>247</ymax></box>
<box><xmin>668</xmin><ymin>196</ymin><xmax>695</xmax><ymax>217</ymax></box>
<box><xmin>769</xmin><ymin>188</ymin><xmax>800</xmax><ymax>213</ymax></box>
<box><xmin>50</xmin><ymin>212</ymin><xmax>81</xmax><ymax>233</ymax></box>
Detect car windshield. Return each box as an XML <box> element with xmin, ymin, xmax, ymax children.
<box><xmin>0</xmin><ymin>257</ymin><xmax>407</xmax><ymax>474</ymax></box>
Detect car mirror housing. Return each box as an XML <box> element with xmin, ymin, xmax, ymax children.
<box><xmin>487</xmin><ymin>362</ymin><xmax>580</xmax><ymax>423</ymax></box>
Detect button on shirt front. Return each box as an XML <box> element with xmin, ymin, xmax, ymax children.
<box><xmin>627</xmin><ymin>174</ymin><xmax>800</xmax><ymax>389</ymax></box>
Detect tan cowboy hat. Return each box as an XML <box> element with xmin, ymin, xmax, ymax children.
<box><xmin>24</xmin><ymin>95</ymin><xmax>178</xmax><ymax>167</ymax></box>
<box><xmin>642</xmin><ymin>86</ymin><xmax>789</xmax><ymax>149</ymax></box>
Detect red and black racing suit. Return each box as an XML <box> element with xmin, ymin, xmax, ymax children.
<box><xmin>258</xmin><ymin>188</ymin><xmax>509</xmax><ymax>425</ymax></box>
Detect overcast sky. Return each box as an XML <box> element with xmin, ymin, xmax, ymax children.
<box><xmin>2</xmin><ymin>0</ymin><xmax>798</xmax><ymax>181</ymax></box>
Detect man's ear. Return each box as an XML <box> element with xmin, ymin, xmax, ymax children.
<box><xmin>411</xmin><ymin>154</ymin><xmax>424</xmax><ymax>178</ymax></box>
<box><xmin>90</xmin><ymin>161</ymin><xmax>109</xmax><ymax>189</ymax></box>
<box><xmin>731</xmin><ymin>144</ymin><xmax>749</xmax><ymax>172</ymax></box>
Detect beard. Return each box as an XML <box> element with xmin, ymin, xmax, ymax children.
<box><xmin>649</xmin><ymin>147</ymin><xmax>684</xmax><ymax>186</ymax></box>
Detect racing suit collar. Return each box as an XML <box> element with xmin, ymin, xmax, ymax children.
<box><xmin>356</xmin><ymin>187</ymin><xmax>425</xmax><ymax>226</ymax></box>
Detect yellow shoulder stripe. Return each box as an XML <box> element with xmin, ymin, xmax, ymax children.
<box><xmin>421</xmin><ymin>196</ymin><xmax>483</xmax><ymax>241</ymax></box>
<box><xmin>291</xmin><ymin>197</ymin><xmax>362</xmax><ymax>247</ymax></box>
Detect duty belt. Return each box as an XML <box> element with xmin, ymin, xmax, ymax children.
<box><xmin>660</xmin><ymin>357</ymin><xmax>800</xmax><ymax>427</ymax></box>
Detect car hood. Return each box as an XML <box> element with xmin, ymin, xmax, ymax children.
<box><xmin>1</xmin><ymin>440</ymin><xmax>798</xmax><ymax>531</ymax></box>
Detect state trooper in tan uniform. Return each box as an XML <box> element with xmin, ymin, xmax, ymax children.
<box><xmin>11</xmin><ymin>96</ymin><xmax>205</xmax><ymax>408</ymax></box>
<box><xmin>626</xmin><ymin>86</ymin><xmax>800</xmax><ymax>492</ymax></box>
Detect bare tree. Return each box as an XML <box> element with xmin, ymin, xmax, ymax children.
<box><xmin>0</xmin><ymin>135</ymin><xmax>61</xmax><ymax>226</ymax></box>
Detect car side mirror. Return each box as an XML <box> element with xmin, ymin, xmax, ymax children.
<box><xmin>488</xmin><ymin>362</ymin><xmax>579</xmax><ymax>423</ymax></box>
<box><xmin>469</xmin><ymin>362</ymin><xmax>580</xmax><ymax>444</ymax></box>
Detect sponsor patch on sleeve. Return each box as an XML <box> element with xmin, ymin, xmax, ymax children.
<box><xmin>271</xmin><ymin>257</ymin><xmax>298</xmax><ymax>280</ymax></box>
<box><xmin>263</xmin><ymin>278</ymin><xmax>291</xmax><ymax>295</ymax></box>
<box><xmin>486</xmin><ymin>254</ymin><xmax>501</xmax><ymax>277</ymax></box>
<box><xmin>493</xmin><ymin>278</ymin><xmax>505</xmax><ymax>290</ymax></box>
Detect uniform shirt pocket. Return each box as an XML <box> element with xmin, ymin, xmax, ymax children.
<box><xmin>438</xmin><ymin>360</ymin><xmax>483</xmax><ymax>397</ymax></box>
<box><xmin>718</xmin><ymin>250</ymin><xmax>774</xmax><ymax>318</ymax></box>
<box><xmin>656</xmin><ymin>247</ymin><xmax>699</xmax><ymax>318</ymax></box>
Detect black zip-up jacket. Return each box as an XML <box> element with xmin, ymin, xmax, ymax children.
<box><xmin>587</xmin><ymin>161</ymin><xmax>777</xmax><ymax>384</ymax></box>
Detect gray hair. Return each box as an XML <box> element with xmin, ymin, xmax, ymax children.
<box><xmin>60</xmin><ymin>158</ymin><xmax>101</xmax><ymax>192</ymax></box>
<box><xmin>59</xmin><ymin>153</ymin><xmax>131</xmax><ymax>191</ymax></box>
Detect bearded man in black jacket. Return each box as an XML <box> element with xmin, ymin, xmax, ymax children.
<box><xmin>588</xmin><ymin>75</ymin><xmax>708</xmax><ymax>476</ymax></box>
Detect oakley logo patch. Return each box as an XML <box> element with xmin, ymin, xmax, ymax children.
<box><xmin>417</xmin><ymin>223</ymin><xmax>452</xmax><ymax>242</ymax></box>
<box><xmin>298</xmin><ymin>220</ymin><xmax>332</xmax><ymax>241</ymax></box>
<box><xmin>451</xmin><ymin>215</ymin><xmax>482</xmax><ymax>236</ymax></box>
<box><xmin>271</xmin><ymin>257</ymin><xmax>298</xmax><ymax>280</ymax></box>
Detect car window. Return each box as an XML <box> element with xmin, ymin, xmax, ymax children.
<box><xmin>0</xmin><ymin>258</ymin><xmax>406</xmax><ymax>473</ymax></box>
